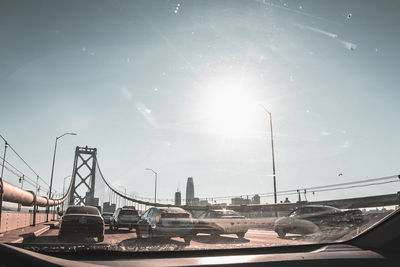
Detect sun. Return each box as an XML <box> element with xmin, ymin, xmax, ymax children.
<box><xmin>200</xmin><ymin>74</ymin><xmax>260</xmax><ymax>138</ymax></box>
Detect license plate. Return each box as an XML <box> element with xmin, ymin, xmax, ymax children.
<box><xmin>79</xmin><ymin>217</ymin><xmax>87</xmax><ymax>224</ymax></box>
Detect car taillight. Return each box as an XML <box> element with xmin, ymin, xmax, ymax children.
<box><xmin>189</xmin><ymin>215</ymin><xmax>193</xmax><ymax>223</ymax></box>
<box><xmin>156</xmin><ymin>215</ymin><xmax>161</xmax><ymax>224</ymax></box>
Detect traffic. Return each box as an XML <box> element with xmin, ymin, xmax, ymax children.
<box><xmin>54</xmin><ymin>204</ymin><xmax>369</xmax><ymax>247</ymax></box>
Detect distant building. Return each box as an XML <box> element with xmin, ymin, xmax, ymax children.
<box><xmin>252</xmin><ymin>194</ymin><xmax>260</xmax><ymax>204</ymax></box>
<box><xmin>103</xmin><ymin>201</ymin><xmax>116</xmax><ymax>213</ymax></box>
<box><xmin>85</xmin><ymin>192</ymin><xmax>99</xmax><ymax>206</ymax></box>
<box><xmin>192</xmin><ymin>197</ymin><xmax>200</xmax><ymax>206</ymax></box>
<box><xmin>200</xmin><ymin>200</ymin><xmax>210</xmax><ymax>206</ymax></box>
<box><xmin>175</xmin><ymin>191</ymin><xmax>182</xmax><ymax>206</ymax></box>
<box><xmin>231</xmin><ymin>197</ymin><xmax>242</xmax><ymax>205</ymax></box>
<box><xmin>231</xmin><ymin>197</ymin><xmax>251</xmax><ymax>205</ymax></box>
<box><xmin>186</xmin><ymin>177</ymin><xmax>195</xmax><ymax>205</ymax></box>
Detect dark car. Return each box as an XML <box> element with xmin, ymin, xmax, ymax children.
<box><xmin>58</xmin><ymin>205</ymin><xmax>105</xmax><ymax>242</ymax></box>
<box><xmin>274</xmin><ymin>205</ymin><xmax>363</xmax><ymax>238</ymax></box>
<box><xmin>194</xmin><ymin>209</ymin><xmax>249</xmax><ymax>238</ymax></box>
<box><xmin>137</xmin><ymin>207</ymin><xmax>194</xmax><ymax>244</ymax></box>
<box><xmin>102</xmin><ymin>212</ymin><xmax>113</xmax><ymax>225</ymax></box>
<box><xmin>109</xmin><ymin>207</ymin><xmax>140</xmax><ymax>231</ymax></box>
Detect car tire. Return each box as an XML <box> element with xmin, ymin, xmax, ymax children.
<box><xmin>184</xmin><ymin>236</ymin><xmax>191</xmax><ymax>245</ymax></box>
<box><xmin>136</xmin><ymin>231</ymin><xmax>142</xmax><ymax>239</ymax></box>
<box><xmin>276</xmin><ymin>228</ymin><xmax>286</xmax><ymax>238</ymax></box>
<box><xmin>148</xmin><ymin>228</ymin><xmax>154</xmax><ymax>240</ymax></box>
<box><xmin>57</xmin><ymin>234</ymin><xmax>64</xmax><ymax>241</ymax></box>
<box><xmin>236</xmin><ymin>232</ymin><xmax>246</xmax><ymax>239</ymax></box>
<box><xmin>98</xmin><ymin>235</ymin><xmax>104</xmax><ymax>242</ymax></box>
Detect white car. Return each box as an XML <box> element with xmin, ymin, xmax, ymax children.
<box><xmin>195</xmin><ymin>209</ymin><xmax>249</xmax><ymax>238</ymax></box>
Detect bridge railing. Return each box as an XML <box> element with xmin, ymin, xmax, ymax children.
<box><xmin>0</xmin><ymin>173</ymin><xmax>75</xmax><ymax>231</ymax></box>
<box><xmin>0</xmin><ymin>134</ymin><xmax>76</xmax><ymax>230</ymax></box>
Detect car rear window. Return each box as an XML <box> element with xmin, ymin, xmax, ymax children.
<box><xmin>66</xmin><ymin>206</ymin><xmax>99</xmax><ymax>215</ymax></box>
<box><xmin>161</xmin><ymin>212</ymin><xmax>189</xmax><ymax>218</ymax></box>
<box><xmin>160</xmin><ymin>208</ymin><xmax>187</xmax><ymax>214</ymax></box>
<box><xmin>119</xmin><ymin>209</ymin><xmax>138</xmax><ymax>216</ymax></box>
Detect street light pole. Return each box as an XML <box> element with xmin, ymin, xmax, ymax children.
<box><xmin>145</xmin><ymin>168</ymin><xmax>158</xmax><ymax>204</ymax></box>
<box><xmin>0</xmin><ymin>141</ymin><xmax>8</xmax><ymax>229</ymax></box>
<box><xmin>260</xmin><ymin>105</ymin><xmax>277</xmax><ymax>204</ymax></box>
<box><xmin>47</xmin><ymin>132</ymin><xmax>77</xmax><ymax>222</ymax></box>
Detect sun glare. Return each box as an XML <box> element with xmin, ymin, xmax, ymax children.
<box><xmin>200</xmin><ymin>75</ymin><xmax>260</xmax><ymax>138</ymax></box>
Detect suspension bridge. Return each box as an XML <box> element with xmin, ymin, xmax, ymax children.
<box><xmin>0</xmin><ymin>134</ymin><xmax>399</xmax><ymax>234</ymax></box>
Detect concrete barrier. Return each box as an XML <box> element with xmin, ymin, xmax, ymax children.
<box><xmin>0</xmin><ymin>211</ymin><xmax>58</xmax><ymax>233</ymax></box>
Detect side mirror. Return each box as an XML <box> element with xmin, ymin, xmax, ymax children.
<box><xmin>57</xmin><ymin>211</ymin><xmax>63</xmax><ymax>217</ymax></box>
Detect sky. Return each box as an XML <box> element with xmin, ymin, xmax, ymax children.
<box><xmin>1</xmin><ymin>0</ymin><xmax>400</xmax><ymax>204</ymax></box>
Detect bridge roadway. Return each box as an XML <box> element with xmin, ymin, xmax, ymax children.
<box><xmin>23</xmin><ymin>226</ymin><xmax>353</xmax><ymax>250</ymax></box>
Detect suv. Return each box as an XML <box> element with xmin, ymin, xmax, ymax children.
<box><xmin>109</xmin><ymin>207</ymin><xmax>140</xmax><ymax>231</ymax></box>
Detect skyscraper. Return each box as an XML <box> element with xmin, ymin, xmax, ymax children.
<box><xmin>186</xmin><ymin>177</ymin><xmax>194</xmax><ymax>205</ymax></box>
<box><xmin>175</xmin><ymin>191</ymin><xmax>181</xmax><ymax>206</ymax></box>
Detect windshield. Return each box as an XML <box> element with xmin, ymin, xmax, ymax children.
<box><xmin>1</xmin><ymin>0</ymin><xmax>399</xmax><ymax>254</ymax></box>
<box><xmin>119</xmin><ymin>210</ymin><xmax>138</xmax><ymax>216</ymax></box>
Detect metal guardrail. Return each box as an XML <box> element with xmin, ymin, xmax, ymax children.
<box><xmin>2</xmin><ymin>179</ymin><xmax>72</xmax><ymax>207</ymax></box>
<box><xmin>0</xmin><ymin>173</ymin><xmax>75</xmax><ymax>229</ymax></box>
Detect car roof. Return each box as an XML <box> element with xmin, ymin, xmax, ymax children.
<box><xmin>65</xmin><ymin>205</ymin><xmax>100</xmax><ymax>214</ymax></box>
<box><xmin>67</xmin><ymin>205</ymin><xmax>98</xmax><ymax>209</ymax></box>
<box><xmin>294</xmin><ymin>205</ymin><xmax>342</xmax><ymax>212</ymax></box>
<box><xmin>117</xmin><ymin>207</ymin><xmax>136</xmax><ymax>210</ymax></box>
<box><xmin>299</xmin><ymin>205</ymin><xmax>339</xmax><ymax>209</ymax></box>
<box><xmin>157</xmin><ymin>207</ymin><xmax>188</xmax><ymax>213</ymax></box>
<box><xmin>209</xmin><ymin>209</ymin><xmax>236</xmax><ymax>212</ymax></box>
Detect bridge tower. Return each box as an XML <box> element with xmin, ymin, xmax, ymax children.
<box><xmin>69</xmin><ymin>146</ymin><xmax>98</xmax><ymax>206</ymax></box>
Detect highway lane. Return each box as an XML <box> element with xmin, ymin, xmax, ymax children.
<box><xmin>24</xmin><ymin>228</ymin><xmax>314</xmax><ymax>251</ymax></box>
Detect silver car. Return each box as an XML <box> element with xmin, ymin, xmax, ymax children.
<box><xmin>137</xmin><ymin>207</ymin><xmax>194</xmax><ymax>244</ymax></box>
<box><xmin>195</xmin><ymin>209</ymin><xmax>249</xmax><ymax>238</ymax></box>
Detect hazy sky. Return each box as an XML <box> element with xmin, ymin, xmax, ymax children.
<box><xmin>1</xmin><ymin>0</ymin><xmax>399</xmax><ymax>203</ymax></box>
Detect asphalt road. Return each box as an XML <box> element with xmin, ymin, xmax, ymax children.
<box><xmin>24</xmin><ymin>227</ymin><xmax>323</xmax><ymax>251</ymax></box>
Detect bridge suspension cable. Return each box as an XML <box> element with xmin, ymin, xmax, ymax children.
<box><xmin>0</xmin><ymin>134</ymin><xmax>50</xmax><ymax>190</ymax></box>
<box><xmin>96</xmin><ymin>161</ymin><xmax>176</xmax><ymax>207</ymax></box>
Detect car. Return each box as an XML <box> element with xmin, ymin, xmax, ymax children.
<box><xmin>109</xmin><ymin>207</ymin><xmax>140</xmax><ymax>231</ymax></box>
<box><xmin>194</xmin><ymin>209</ymin><xmax>249</xmax><ymax>238</ymax></box>
<box><xmin>58</xmin><ymin>205</ymin><xmax>105</xmax><ymax>242</ymax></box>
<box><xmin>102</xmin><ymin>212</ymin><xmax>113</xmax><ymax>225</ymax></box>
<box><xmin>274</xmin><ymin>205</ymin><xmax>364</xmax><ymax>238</ymax></box>
<box><xmin>137</xmin><ymin>207</ymin><xmax>194</xmax><ymax>244</ymax></box>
